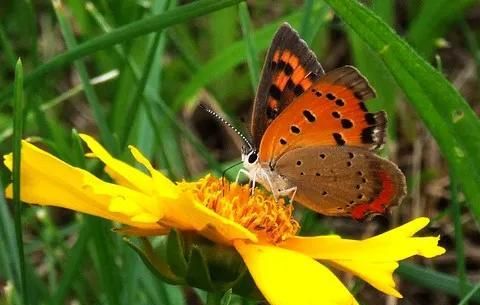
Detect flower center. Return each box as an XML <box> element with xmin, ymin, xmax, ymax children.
<box><xmin>178</xmin><ymin>175</ymin><xmax>300</xmax><ymax>243</ymax></box>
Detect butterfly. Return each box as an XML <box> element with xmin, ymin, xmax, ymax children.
<box><xmin>230</xmin><ymin>23</ymin><xmax>407</xmax><ymax>221</ymax></box>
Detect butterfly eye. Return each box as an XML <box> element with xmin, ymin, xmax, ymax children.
<box><xmin>248</xmin><ymin>152</ymin><xmax>258</xmax><ymax>164</ymax></box>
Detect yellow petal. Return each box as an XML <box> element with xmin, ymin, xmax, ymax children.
<box><xmin>79</xmin><ymin>133</ymin><xmax>154</xmax><ymax>195</ymax></box>
<box><xmin>329</xmin><ymin>261</ymin><xmax>402</xmax><ymax>298</ymax></box>
<box><xmin>280</xmin><ymin>218</ymin><xmax>445</xmax><ymax>297</ymax></box>
<box><xmin>234</xmin><ymin>241</ymin><xmax>358</xmax><ymax>305</ymax></box>
<box><xmin>128</xmin><ymin>145</ymin><xmax>177</xmax><ymax>199</ymax></box>
<box><xmin>161</xmin><ymin>194</ymin><xmax>258</xmax><ymax>245</ymax></box>
<box><xmin>4</xmin><ymin>140</ymin><xmax>163</xmax><ymax>229</ymax></box>
<box><xmin>281</xmin><ymin>217</ymin><xmax>445</xmax><ymax>261</ymax></box>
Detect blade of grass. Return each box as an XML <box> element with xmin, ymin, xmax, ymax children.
<box><xmin>302</xmin><ymin>5</ymin><xmax>332</xmax><ymax>45</ymax></box>
<box><xmin>450</xmin><ymin>173</ymin><xmax>468</xmax><ymax>301</ymax></box>
<box><xmin>459</xmin><ymin>283</ymin><xmax>480</xmax><ymax>305</ymax></box>
<box><xmin>238</xmin><ymin>2</ymin><xmax>260</xmax><ymax>92</ymax></box>
<box><xmin>53</xmin><ymin>0</ymin><xmax>117</xmax><ymax>153</ymax></box>
<box><xmin>397</xmin><ymin>262</ymin><xmax>480</xmax><ymax>302</ymax></box>
<box><xmin>299</xmin><ymin>0</ymin><xmax>314</xmax><ymax>38</ymax></box>
<box><xmin>119</xmin><ymin>31</ymin><xmax>163</xmax><ymax>147</ymax></box>
<box><xmin>0</xmin><ymin>180</ymin><xmax>19</xmax><ymax>293</ymax></box>
<box><xmin>346</xmin><ymin>0</ymin><xmax>397</xmax><ymax>143</ymax></box>
<box><xmin>0</xmin><ymin>25</ymin><xmax>17</xmax><ymax>69</ymax></box>
<box><xmin>167</xmin><ymin>27</ymin><xmax>202</xmax><ymax>71</ymax></box>
<box><xmin>209</xmin><ymin>6</ymin><xmax>237</xmax><ymax>100</ymax></box>
<box><xmin>323</xmin><ymin>0</ymin><xmax>480</xmax><ymax>222</ymax></box>
<box><xmin>0</xmin><ymin>0</ymin><xmax>245</xmax><ymax>106</ymax></box>
<box><xmin>13</xmin><ymin>59</ymin><xmax>28</xmax><ymax>305</ymax></box>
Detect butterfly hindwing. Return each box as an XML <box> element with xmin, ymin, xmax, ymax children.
<box><xmin>250</xmin><ymin>23</ymin><xmax>324</xmax><ymax>148</ymax></box>
<box><xmin>275</xmin><ymin>146</ymin><xmax>406</xmax><ymax>219</ymax></box>
<box><xmin>258</xmin><ymin>66</ymin><xmax>384</xmax><ymax>162</ymax></box>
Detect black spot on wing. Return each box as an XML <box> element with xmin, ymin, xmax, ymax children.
<box><xmin>294</xmin><ymin>84</ymin><xmax>305</xmax><ymax>96</ymax></box>
<box><xmin>333</xmin><ymin>133</ymin><xmax>345</xmax><ymax>145</ymax></box>
<box><xmin>290</xmin><ymin>125</ymin><xmax>300</xmax><ymax>134</ymax></box>
<box><xmin>303</xmin><ymin>110</ymin><xmax>316</xmax><ymax>122</ymax></box>
<box><xmin>269</xmin><ymin>85</ymin><xmax>282</xmax><ymax>100</ymax></box>
<box><xmin>277</xmin><ymin>60</ymin><xmax>286</xmax><ymax>71</ymax></box>
<box><xmin>266</xmin><ymin>106</ymin><xmax>278</xmax><ymax>119</ymax></box>
<box><xmin>360</xmin><ymin>126</ymin><xmax>376</xmax><ymax>144</ymax></box>
<box><xmin>326</xmin><ymin>93</ymin><xmax>336</xmax><ymax>100</ymax></box>
<box><xmin>284</xmin><ymin>63</ymin><xmax>294</xmax><ymax>76</ymax></box>
<box><xmin>365</xmin><ymin>113</ymin><xmax>377</xmax><ymax>125</ymax></box>
<box><xmin>341</xmin><ymin>119</ymin><xmax>353</xmax><ymax>129</ymax></box>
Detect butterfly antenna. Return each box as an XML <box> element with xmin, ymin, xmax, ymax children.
<box><xmin>199</xmin><ymin>105</ymin><xmax>254</xmax><ymax>151</ymax></box>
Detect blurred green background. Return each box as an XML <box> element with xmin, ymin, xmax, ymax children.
<box><xmin>1</xmin><ymin>0</ymin><xmax>480</xmax><ymax>304</ymax></box>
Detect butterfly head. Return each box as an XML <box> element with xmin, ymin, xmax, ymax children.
<box><xmin>241</xmin><ymin>146</ymin><xmax>259</xmax><ymax>171</ymax></box>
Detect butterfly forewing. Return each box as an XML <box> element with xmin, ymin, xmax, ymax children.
<box><xmin>275</xmin><ymin>146</ymin><xmax>406</xmax><ymax>219</ymax></box>
<box><xmin>258</xmin><ymin>66</ymin><xmax>384</xmax><ymax>163</ymax></box>
<box><xmin>250</xmin><ymin>23</ymin><xmax>324</xmax><ymax>147</ymax></box>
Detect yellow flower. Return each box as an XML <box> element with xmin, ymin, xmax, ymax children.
<box><xmin>4</xmin><ymin>134</ymin><xmax>445</xmax><ymax>305</ymax></box>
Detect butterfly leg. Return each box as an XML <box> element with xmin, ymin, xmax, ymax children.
<box><xmin>278</xmin><ymin>186</ymin><xmax>297</xmax><ymax>204</ymax></box>
<box><xmin>235</xmin><ymin>168</ymin><xmax>258</xmax><ymax>195</ymax></box>
<box><xmin>250</xmin><ymin>171</ymin><xmax>257</xmax><ymax>195</ymax></box>
<box><xmin>261</xmin><ymin>173</ymin><xmax>280</xmax><ymax>201</ymax></box>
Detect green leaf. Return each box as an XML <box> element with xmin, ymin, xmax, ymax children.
<box><xmin>323</xmin><ymin>0</ymin><xmax>480</xmax><ymax>221</ymax></box>
<box><xmin>238</xmin><ymin>2</ymin><xmax>260</xmax><ymax>92</ymax></box>
<box><xmin>166</xmin><ymin>230</ymin><xmax>188</xmax><ymax>277</ymax></box>
<box><xmin>220</xmin><ymin>289</ymin><xmax>233</xmax><ymax>305</ymax></box>
<box><xmin>186</xmin><ymin>246</ymin><xmax>214</xmax><ymax>291</ymax></box>
<box><xmin>397</xmin><ymin>263</ymin><xmax>480</xmax><ymax>302</ymax></box>
<box><xmin>123</xmin><ymin>237</ymin><xmax>183</xmax><ymax>285</ymax></box>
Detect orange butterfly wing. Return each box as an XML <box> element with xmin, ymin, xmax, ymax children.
<box><xmin>250</xmin><ymin>23</ymin><xmax>324</xmax><ymax>148</ymax></box>
<box><xmin>258</xmin><ymin>66</ymin><xmax>385</xmax><ymax>163</ymax></box>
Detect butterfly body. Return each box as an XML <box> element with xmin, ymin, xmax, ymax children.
<box><xmin>242</xmin><ymin>150</ymin><xmax>296</xmax><ymax>200</ymax></box>
<box><xmin>240</xmin><ymin>23</ymin><xmax>406</xmax><ymax>220</ymax></box>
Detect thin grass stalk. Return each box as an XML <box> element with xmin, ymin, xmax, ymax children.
<box><xmin>450</xmin><ymin>173</ymin><xmax>468</xmax><ymax>301</ymax></box>
<box><xmin>239</xmin><ymin>2</ymin><xmax>260</xmax><ymax>92</ymax></box>
<box><xmin>13</xmin><ymin>59</ymin><xmax>29</xmax><ymax>305</ymax></box>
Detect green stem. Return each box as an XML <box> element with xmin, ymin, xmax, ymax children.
<box><xmin>13</xmin><ymin>59</ymin><xmax>29</xmax><ymax>305</ymax></box>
